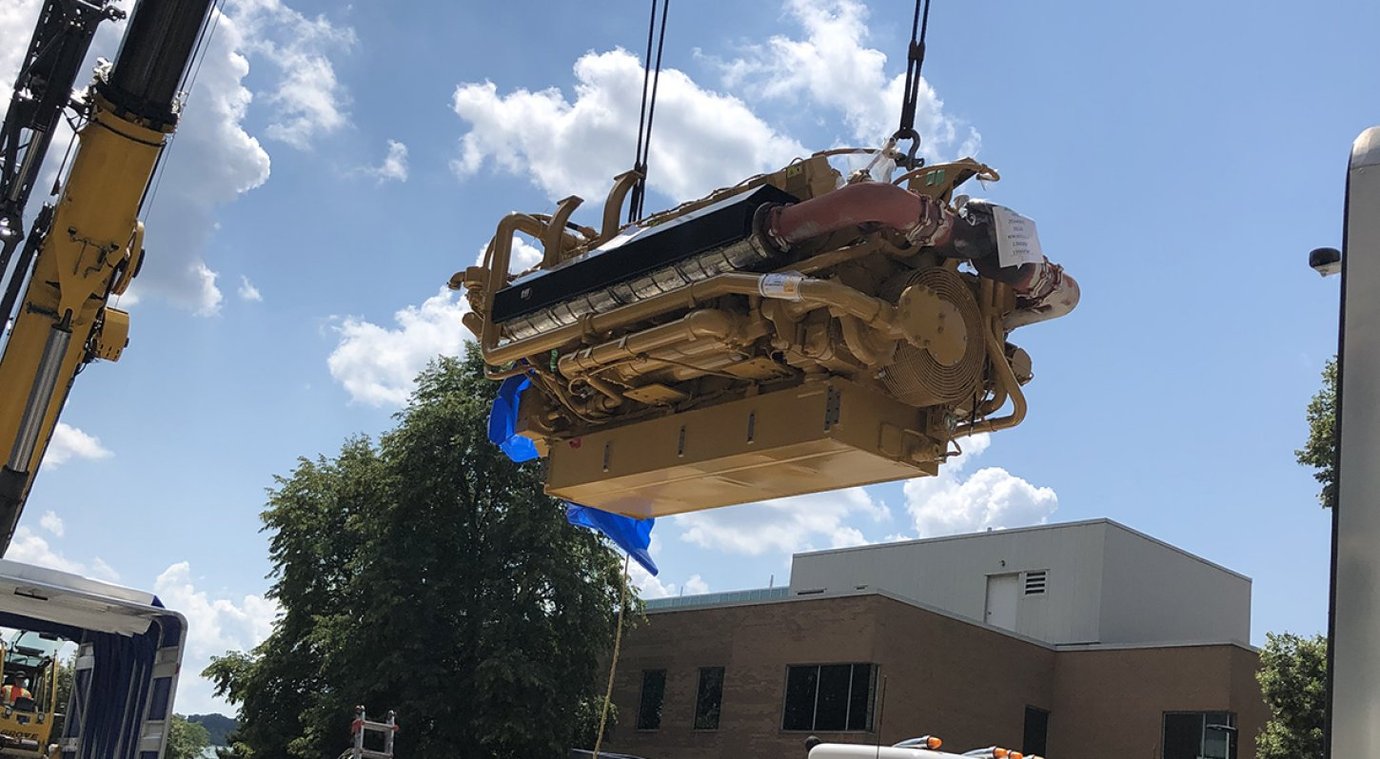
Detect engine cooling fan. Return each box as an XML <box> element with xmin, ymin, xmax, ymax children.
<box><xmin>879</xmin><ymin>266</ymin><xmax>986</xmax><ymax>408</ymax></box>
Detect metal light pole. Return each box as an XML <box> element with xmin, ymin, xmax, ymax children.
<box><xmin>1323</xmin><ymin>126</ymin><xmax>1380</xmax><ymax>757</ymax></box>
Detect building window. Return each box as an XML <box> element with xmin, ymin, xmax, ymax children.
<box><xmin>694</xmin><ymin>667</ymin><xmax>725</xmax><ymax>730</ymax></box>
<box><xmin>782</xmin><ymin>663</ymin><xmax>875</xmax><ymax>732</ymax></box>
<box><xmin>1023</xmin><ymin>706</ymin><xmax>1049</xmax><ymax>755</ymax></box>
<box><xmin>1163</xmin><ymin>712</ymin><xmax>1237</xmax><ymax>759</ymax></box>
<box><xmin>637</xmin><ymin>669</ymin><xmax>666</xmax><ymax>730</ymax></box>
<box><xmin>1024</xmin><ymin>570</ymin><xmax>1048</xmax><ymax>595</ymax></box>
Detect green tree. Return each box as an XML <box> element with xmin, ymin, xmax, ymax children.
<box><xmin>206</xmin><ymin>435</ymin><xmax>383</xmax><ymax>758</ymax></box>
<box><xmin>1296</xmin><ymin>357</ymin><xmax>1338</xmax><ymax>509</ymax></box>
<box><xmin>206</xmin><ymin>348</ymin><xmax>627</xmax><ymax>758</ymax></box>
<box><xmin>49</xmin><ymin>653</ymin><xmax>73</xmax><ymax>744</ymax></box>
<box><xmin>1256</xmin><ymin>632</ymin><xmax>1326</xmax><ymax>759</ymax></box>
<box><xmin>203</xmin><ymin>653</ymin><xmax>271</xmax><ymax>758</ymax></box>
<box><xmin>184</xmin><ymin>714</ymin><xmax>237</xmax><ymax>746</ymax></box>
<box><xmin>166</xmin><ymin>715</ymin><xmax>212</xmax><ymax>759</ymax></box>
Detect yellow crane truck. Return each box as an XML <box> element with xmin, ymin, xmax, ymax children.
<box><xmin>0</xmin><ymin>630</ymin><xmax>61</xmax><ymax>758</ymax></box>
<box><xmin>0</xmin><ymin>1</ymin><xmax>213</xmax><ymax>757</ymax></box>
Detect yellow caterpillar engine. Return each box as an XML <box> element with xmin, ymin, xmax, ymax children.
<box><xmin>452</xmin><ymin>150</ymin><xmax>1078</xmax><ymax>518</ymax></box>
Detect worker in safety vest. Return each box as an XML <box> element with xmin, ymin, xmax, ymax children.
<box><xmin>1</xmin><ymin>675</ymin><xmax>31</xmax><ymax>703</ymax></box>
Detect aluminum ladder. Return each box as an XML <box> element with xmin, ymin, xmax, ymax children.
<box><xmin>338</xmin><ymin>706</ymin><xmax>398</xmax><ymax>759</ymax></box>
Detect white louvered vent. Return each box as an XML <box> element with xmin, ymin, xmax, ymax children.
<box><xmin>1024</xmin><ymin>570</ymin><xmax>1048</xmax><ymax>596</ymax></box>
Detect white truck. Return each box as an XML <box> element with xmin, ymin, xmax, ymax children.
<box><xmin>808</xmin><ymin>737</ymin><xmax>1042</xmax><ymax>759</ymax></box>
<box><xmin>0</xmin><ymin>560</ymin><xmax>186</xmax><ymax>759</ymax></box>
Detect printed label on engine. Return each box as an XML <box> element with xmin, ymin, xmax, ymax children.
<box><xmin>992</xmin><ymin>206</ymin><xmax>1045</xmax><ymax>267</ymax></box>
<box><xmin>759</xmin><ymin>273</ymin><xmax>804</xmax><ymax>300</ymax></box>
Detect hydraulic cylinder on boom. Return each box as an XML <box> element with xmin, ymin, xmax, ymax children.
<box><xmin>0</xmin><ymin>0</ymin><xmax>217</xmax><ymax>551</ymax></box>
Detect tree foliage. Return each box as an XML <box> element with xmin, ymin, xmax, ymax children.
<box><xmin>166</xmin><ymin>715</ymin><xmax>212</xmax><ymax>759</ymax></box>
<box><xmin>49</xmin><ymin>653</ymin><xmax>73</xmax><ymax>744</ymax></box>
<box><xmin>205</xmin><ymin>348</ymin><xmax>627</xmax><ymax>757</ymax></box>
<box><xmin>185</xmin><ymin>713</ymin><xmax>237</xmax><ymax>746</ymax></box>
<box><xmin>1256</xmin><ymin>632</ymin><xmax>1326</xmax><ymax>759</ymax></box>
<box><xmin>1296</xmin><ymin>357</ymin><xmax>1338</xmax><ymax>509</ymax></box>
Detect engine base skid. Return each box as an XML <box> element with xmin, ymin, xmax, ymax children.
<box><xmin>545</xmin><ymin>378</ymin><xmax>944</xmax><ymax>518</ymax></box>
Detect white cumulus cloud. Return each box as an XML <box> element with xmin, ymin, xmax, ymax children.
<box><xmin>0</xmin><ymin>0</ymin><xmax>42</xmax><ymax>98</ymax></box>
<box><xmin>670</xmin><ymin>435</ymin><xmax>1055</xmax><ymax>555</ymax></box>
<box><xmin>154</xmin><ymin>562</ymin><xmax>278</xmax><ymax>661</ymax></box>
<box><xmin>6</xmin><ymin>527</ymin><xmax>119</xmax><ymax>582</ymax></box>
<box><xmin>38</xmin><ymin>511</ymin><xmax>63</xmax><ymax>537</ymax></box>
<box><xmin>238</xmin><ymin>275</ymin><xmax>263</xmax><ymax>302</ymax></box>
<box><xmin>452</xmin><ymin>49</ymin><xmax>805</xmax><ymax>204</ymax></box>
<box><xmin>43</xmin><ymin>423</ymin><xmax>113</xmax><ymax>468</ymax></box>
<box><xmin>369</xmin><ymin>139</ymin><xmax>409</xmax><ymax>183</ymax></box>
<box><xmin>904</xmin><ymin>433</ymin><xmax>1058</xmax><ymax>537</ymax></box>
<box><xmin>1</xmin><ymin>0</ymin><xmax>353</xmax><ymax>316</ymax></box>
<box><xmin>624</xmin><ymin>537</ymin><xmax>710</xmax><ymax>599</ymax></box>
<box><xmin>717</xmin><ymin>0</ymin><xmax>979</xmax><ymax>157</ymax></box>
<box><xmin>675</xmin><ymin>487</ymin><xmax>889</xmax><ymax>557</ymax></box>
<box><xmin>327</xmin><ymin>289</ymin><xmax>469</xmax><ymax>407</ymax></box>
<box><xmin>325</xmin><ymin>237</ymin><xmax>541</xmax><ymax>406</ymax></box>
<box><xmin>114</xmin><ymin>5</ymin><xmax>271</xmax><ymax>315</ymax></box>
<box><xmin>154</xmin><ymin>562</ymin><xmax>280</xmax><ymax>713</ymax></box>
<box><xmin>633</xmin><ymin>569</ymin><xmax>711</xmax><ymax>600</ymax></box>
<box><xmin>189</xmin><ymin>262</ymin><xmax>225</xmax><ymax>316</ymax></box>
<box><xmin>500</xmin><ymin>236</ymin><xmax>544</xmax><ymax>274</ymax></box>
<box><xmin>228</xmin><ymin>0</ymin><xmax>355</xmax><ymax>149</ymax></box>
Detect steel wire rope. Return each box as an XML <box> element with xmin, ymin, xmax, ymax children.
<box><xmin>628</xmin><ymin>0</ymin><xmax>670</xmax><ymax>224</ymax></box>
<box><xmin>893</xmin><ymin>0</ymin><xmax>932</xmax><ymax>169</ymax></box>
<box><xmin>138</xmin><ymin>0</ymin><xmax>225</xmax><ymax>218</ymax></box>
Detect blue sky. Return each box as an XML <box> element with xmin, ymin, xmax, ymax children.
<box><xmin>1</xmin><ymin>0</ymin><xmax>1375</xmax><ymax>713</ymax></box>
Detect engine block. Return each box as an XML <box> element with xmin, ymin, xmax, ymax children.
<box><xmin>451</xmin><ymin>150</ymin><xmax>1078</xmax><ymax>518</ymax></box>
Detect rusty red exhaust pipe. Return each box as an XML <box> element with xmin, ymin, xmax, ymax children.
<box><xmin>763</xmin><ymin>181</ymin><xmax>951</xmax><ymax>249</ymax></box>
<box><xmin>763</xmin><ymin>181</ymin><xmax>1078</xmax><ymax>328</ymax></box>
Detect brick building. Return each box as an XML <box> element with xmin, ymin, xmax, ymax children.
<box><xmin>600</xmin><ymin>519</ymin><xmax>1267</xmax><ymax>758</ymax></box>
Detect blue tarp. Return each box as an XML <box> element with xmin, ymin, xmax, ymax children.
<box><xmin>489</xmin><ymin>371</ymin><xmax>659</xmax><ymax>576</ymax></box>
<box><xmin>488</xmin><ymin>375</ymin><xmax>539</xmax><ymax>463</ymax></box>
<box><xmin>566</xmin><ymin>504</ymin><xmax>658</xmax><ymax>577</ymax></box>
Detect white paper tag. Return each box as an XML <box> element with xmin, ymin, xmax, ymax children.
<box><xmin>992</xmin><ymin>206</ymin><xmax>1045</xmax><ymax>267</ymax></box>
<box><xmin>759</xmin><ymin>272</ymin><xmax>804</xmax><ymax>300</ymax></box>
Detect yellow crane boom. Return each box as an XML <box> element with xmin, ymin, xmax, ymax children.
<box><xmin>0</xmin><ymin>0</ymin><xmax>217</xmax><ymax>551</ymax></box>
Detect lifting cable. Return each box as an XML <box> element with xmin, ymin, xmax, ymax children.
<box><xmin>628</xmin><ymin>0</ymin><xmax>670</xmax><ymax>224</ymax></box>
<box><xmin>591</xmin><ymin>552</ymin><xmax>632</xmax><ymax>759</ymax></box>
<box><xmin>892</xmin><ymin>0</ymin><xmax>932</xmax><ymax>169</ymax></box>
<box><xmin>139</xmin><ymin>0</ymin><xmax>225</xmax><ymax>217</ymax></box>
